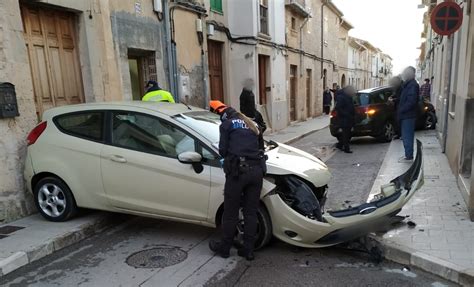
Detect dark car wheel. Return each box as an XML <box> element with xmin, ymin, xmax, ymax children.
<box><xmin>377</xmin><ymin>122</ymin><xmax>395</xmax><ymax>143</ymax></box>
<box><xmin>425</xmin><ymin>112</ymin><xmax>437</xmax><ymax>130</ymax></box>
<box><xmin>221</xmin><ymin>204</ymin><xmax>273</xmax><ymax>250</ymax></box>
<box><xmin>34</xmin><ymin>177</ymin><xmax>78</xmax><ymax>222</ymax></box>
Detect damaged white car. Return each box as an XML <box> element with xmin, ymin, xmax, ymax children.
<box><xmin>24</xmin><ymin>102</ymin><xmax>424</xmax><ymax>249</ymax></box>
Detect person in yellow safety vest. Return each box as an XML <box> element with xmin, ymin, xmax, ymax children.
<box><xmin>142</xmin><ymin>80</ymin><xmax>175</xmax><ymax>103</ymax></box>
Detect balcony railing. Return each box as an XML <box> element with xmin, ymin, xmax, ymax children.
<box><xmin>285</xmin><ymin>0</ymin><xmax>310</xmax><ymax>17</ymax></box>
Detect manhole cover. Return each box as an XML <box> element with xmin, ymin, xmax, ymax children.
<box><xmin>126</xmin><ymin>247</ymin><xmax>187</xmax><ymax>268</ymax></box>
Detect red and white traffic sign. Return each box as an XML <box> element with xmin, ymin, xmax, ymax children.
<box><xmin>430</xmin><ymin>1</ymin><xmax>463</xmax><ymax>36</ymax></box>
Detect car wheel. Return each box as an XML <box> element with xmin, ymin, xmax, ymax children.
<box><xmin>34</xmin><ymin>177</ymin><xmax>78</xmax><ymax>222</ymax></box>
<box><xmin>425</xmin><ymin>112</ymin><xmax>436</xmax><ymax>130</ymax></box>
<box><xmin>378</xmin><ymin>122</ymin><xmax>395</xmax><ymax>143</ymax></box>
<box><xmin>221</xmin><ymin>204</ymin><xmax>273</xmax><ymax>250</ymax></box>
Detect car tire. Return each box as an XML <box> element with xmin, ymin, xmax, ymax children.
<box><xmin>425</xmin><ymin>112</ymin><xmax>436</xmax><ymax>130</ymax></box>
<box><xmin>377</xmin><ymin>122</ymin><xmax>395</xmax><ymax>143</ymax></box>
<box><xmin>33</xmin><ymin>177</ymin><xmax>78</xmax><ymax>222</ymax></box>
<box><xmin>221</xmin><ymin>204</ymin><xmax>273</xmax><ymax>250</ymax></box>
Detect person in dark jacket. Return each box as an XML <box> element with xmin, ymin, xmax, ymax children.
<box><xmin>208</xmin><ymin>100</ymin><xmax>266</xmax><ymax>261</ymax></box>
<box><xmin>239</xmin><ymin>88</ymin><xmax>267</xmax><ymax>133</ymax></box>
<box><xmin>398</xmin><ymin>66</ymin><xmax>420</xmax><ymax>163</ymax></box>
<box><xmin>323</xmin><ymin>87</ymin><xmax>332</xmax><ymax>115</ymax></box>
<box><xmin>335</xmin><ymin>86</ymin><xmax>356</xmax><ymax>153</ymax></box>
<box><xmin>389</xmin><ymin>76</ymin><xmax>403</xmax><ymax>139</ymax></box>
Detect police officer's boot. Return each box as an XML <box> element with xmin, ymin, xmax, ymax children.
<box><xmin>237</xmin><ymin>248</ymin><xmax>255</xmax><ymax>261</ymax></box>
<box><xmin>209</xmin><ymin>240</ymin><xmax>230</xmax><ymax>259</ymax></box>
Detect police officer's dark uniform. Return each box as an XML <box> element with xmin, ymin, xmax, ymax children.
<box><xmin>208</xmin><ymin>101</ymin><xmax>266</xmax><ymax>261</ymax></box>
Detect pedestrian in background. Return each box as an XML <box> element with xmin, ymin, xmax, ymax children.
<box><xmin>208</xmin><ymin>100</ymin><xmax>266</xmax><ymax>261</ymax></box>
<box><xmin>398</xmin><ymin>67</ymin><xmax>420</xmax><ymax>163</ymax></box>
<box><xmin>240</xmin><ymin>87</ymin><xmax>267</xmax><ymax>133</ymax></box>
<box><xmin>389</xmin><ymin>76</ymin><xmax>403</xmax><ymax>139</ymax></box>
<box><xmin>142</xmin><ymin>80</ymin><xmax>175</xmax><ymax>103</ymax></box>
<box><xmin>335</xmin><ymin>86</ymin><xmax>356</xmax><ymax>154</ymax></box>
<box><xmin>323</xmin><ymin>87</ymin><xmax>332</xmax><ymax>115</ymax></box>
<box><xmin>330</xmin><ymin>84</ymin><xmax>340</xmax><ymax>104</ymax></box>
<box><xmin>419</xmin><ymin>78</ymin><xmax>431</xmax><ymax>101</ymax></box>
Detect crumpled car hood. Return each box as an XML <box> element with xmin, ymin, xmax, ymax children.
<box><xmin>266</xmin><ymin>142</ymin><xmax>331</xmax><ymax>188</ymax></box>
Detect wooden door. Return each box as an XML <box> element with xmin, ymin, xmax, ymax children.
<box><xmin>258</xmin><ymin>55</ymin><xmax>268</xmax><ymax>105</ymax></box>
<box><xmin>21</xmin><ymin>4</ymin><xmax>84</xmax><ymax>116</ymax></box>
<box><xmin>207</xmin><ymin>40</ymin><xmax>224</xmax><ymax>102</ymax></box>
<box><xmin>289</xmin><ymin>65</ymin><xmax>297</xmax><ymax>121</ymax></box>
<box><xmin>306</xmin><ymin>69</ymin><xmax>312</xmax><ymax>118</ymax></box>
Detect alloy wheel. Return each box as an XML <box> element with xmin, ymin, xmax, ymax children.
<box><xmin>37</xmin><ymin>183</ymin><xmax>67</xmax><ymax>218</ymax></box>
<box><xmin>384</xmin><ymin>122</ymin><xmax>395</xmax><ymax>141</ymax></box>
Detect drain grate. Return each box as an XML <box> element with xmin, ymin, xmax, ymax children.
<box><xmin>126</xmin><ymin>247</ymin><xmax>187</xmax><ymax>269</ymax></box>
<box><xmin>425</xmin><ymin>175</ymin><xmax>440</xmax><ymax>180</ymax></box>
<box><xmin>0</xmin><ymin>225</ymin><xmax>25</xmax><ymax>235</ymax></box>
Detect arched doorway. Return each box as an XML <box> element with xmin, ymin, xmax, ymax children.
<box><xmin>341</xmin><ymin>74</ymin><xmax>346</xmax><ymax>87</ymax></box>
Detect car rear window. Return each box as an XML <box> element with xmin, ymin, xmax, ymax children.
<box><xmin>55</xmin><ymin>112</ymin><xmax>104</xmax><ymax>141</ymax></box>
<box><xmin>354</xmin><ymin>91</ymin><xmax>391</xmax><ymax>106</ymax></box>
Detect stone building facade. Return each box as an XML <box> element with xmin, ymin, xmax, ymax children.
<box><xmin>418</xmin><ymin>0</ymin><xmax>474</xmax><ymax>220</ymax></box>
<box><xmin>0</xmin><ymin>0</ymin><xmax>169</xmax><ymax>222</ymax></box>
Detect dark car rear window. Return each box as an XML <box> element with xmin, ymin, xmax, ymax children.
<box><xmin>55</xmin><ymin>112</ymin><xmax>104</xmax><ymax>142</ymax></box>
<box><xmin>354</xmin><ymin>90</ymin><xmax>392</xmax><ymax>106</ymax></box>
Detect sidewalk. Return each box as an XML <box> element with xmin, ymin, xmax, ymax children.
<box><xmin>265</xmin><ymin>115</ymin><xmax>330</xmax><ymax>144</ymax></box>
<box><xmin>369</xmin><ymin>130</ymin><xmax>474</xmax><ymax>286</ymax></box>
<box><xmin>0</xmin><ymin>212</ymin><xmax>118</xmax><ymax>276</ymax></box>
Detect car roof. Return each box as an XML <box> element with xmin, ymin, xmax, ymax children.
<box><xmin>358</xmin><ymin>86</ymin><xmax>391</xmax><ymax>94</ymax></box>
<box><xmin>42</xmin><ymin>101</ymin><xmax>207</xmax><ymax>119</ymax></box>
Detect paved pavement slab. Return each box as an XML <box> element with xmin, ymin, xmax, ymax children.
<box><xmin>369</xmin><ymin>130</ymin><xmax>474</xmax><ymax>286</ymax></box>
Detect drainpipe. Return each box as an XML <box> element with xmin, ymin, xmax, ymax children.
<box><xmin>299</xmin><ymin>16</ymin><xmax>310</xmax><ymax>77</ymax></box>
<box><xmin>320</xmin><ymin>0</ymin><xmax>328</xmax><ymax>78</ymax></box>
<box><xmin>442</xmin><ymin>35</ymin><xmax>455</xmax><ymax>153</ymax></box>
<box><xmin>163</xmin><ymin>0</ymin><xmax>177</xmax><ymax>98</ymax></box>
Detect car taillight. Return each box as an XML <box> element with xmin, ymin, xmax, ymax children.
<box><xmin>27</xmin><ymin>121</ymin><xmax>47</xmax><ymax>146</ymax></box>
<box><xmin>330</xmin><ymin>110</ymin><xmax>337</xmax><ymax>118</ymax></box>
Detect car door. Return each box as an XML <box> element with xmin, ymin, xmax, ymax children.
<box><xmin>100</xmin><ymin>110</ymin><xmax>211</xmax><ymax>221</ymax></box>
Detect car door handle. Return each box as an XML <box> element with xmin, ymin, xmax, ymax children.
<box><xmin>109</xmin><ymin>155</ymin><xmax>127</xmax><ymax>163</ymax></box>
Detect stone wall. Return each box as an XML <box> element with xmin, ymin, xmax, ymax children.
<box><xmin>0</xmin><ymin>0</ymin><xmax>38</xmax><ymax>223</ymax></box>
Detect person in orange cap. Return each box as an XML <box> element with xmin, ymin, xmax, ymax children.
<box><xmin>208</xmin><ymin>100</ymin><xmax>266</xmax><ymax>261</ymax></box>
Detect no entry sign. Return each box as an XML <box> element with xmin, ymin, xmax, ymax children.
<box><xmin>430</xmin><ymin>1</ymin><xmax>463</xmax><ymax>36</ymax></box>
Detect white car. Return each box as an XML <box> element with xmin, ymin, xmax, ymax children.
<box><xmin>24</xmin><ymin>102</ymin><xmax>424</xmax><ymax>249</ymax></box>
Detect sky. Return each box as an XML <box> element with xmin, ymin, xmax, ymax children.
<box><xmin>332</xmin><ymin>0</ymin><xmax>426</xmax><ymax>75</ymax></box>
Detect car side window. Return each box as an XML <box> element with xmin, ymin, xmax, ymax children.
<box><xmin>371</xmin><ymin>92</ymin><xmax>386</xmax><ymax>104</ymax></box>
<box><xmin>55</xmin><ymin>112</ymin><xmax>104</xmax><ymax>141</ymax></box>
<box><xmin>111</xmin><ymin>111</ymin><xmax>196</xmax><ymax>157</ymax></box>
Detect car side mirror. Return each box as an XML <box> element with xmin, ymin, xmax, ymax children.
<box><xmin>178</xmin><ymin>151</ymin><xmax>204</xmax><ymax>174</ymax></box>
<box><xmin>178</xmin><ymin>151</ymin><xmax>202</xmax><ymax>163</ymax></box>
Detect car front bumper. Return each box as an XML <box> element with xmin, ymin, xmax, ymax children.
<box><xmin>264</xmin><ymin>140</ymin><xmax>424</xmax><ymax>248</ymax></box>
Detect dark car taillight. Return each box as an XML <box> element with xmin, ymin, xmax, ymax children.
<box><xmin>27</xmin><ymin>121</ymin><xmax>47</xmax><ymax>146</ymax></box>
<box><xmin>330</xmin><ymin>110</ymin><xmax>337</xmax><ymax>118</ymax></box>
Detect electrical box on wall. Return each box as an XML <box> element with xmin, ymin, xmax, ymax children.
<box><xmin>153</xmin><ymin>0</ymin><xmax>163</xmax><ymax>13</ymax></box>
<box><xmin>195</xmin><ymin>19</ymin><xmax>203</xmax><ymax>32</ymax></box>
<box><xmin>0</xmin><ymin>82</ymin><xmax>19</xmax><ymax>118</ymax></box>
<box><xmin>207</xmin><ymin>24</ymin><xmax>215</xmax><ymax>36</ymax></box>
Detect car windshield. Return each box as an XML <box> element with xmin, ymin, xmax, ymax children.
<box><xmin>174</xmin><ymin>110</ymin><xmax>278</xmax><ymax>152</ymax></box>
<box><xmin>174</xmin><ymin>111</ymin><xmax>221</xmax><ymax>146</ymax></box>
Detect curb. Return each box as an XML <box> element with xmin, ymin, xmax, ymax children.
<box><xmin>370</xmin><ymin>235</ymin><xmax>474</xmax><ymax>286</ymax></box>
<box><xmin>0</xmin><ymin>213</ymin><xmax>119</xmax><ymax>277</ymax></box>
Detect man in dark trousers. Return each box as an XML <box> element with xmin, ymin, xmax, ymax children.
<box><xmin>398</xmin><ymin>66</ymin><xmax>420</xmax><ymax>163</ymax></box>
<box><xmin>208</xmin><ymin>100</ymin><xmax>266</xmax><ymax>261</ymax></box>
<box><xmin>239</xmin><ymin>87</ymin><xmax>267</xmax><ymax>132</ymax></box>
<box><xmin>335</xmin><ymin>86</ymin><xmax>356</xmax><ymax>153</ymax></box>
<box><xmin>323</xmin><ymin>87</ymin><xmax>332</xmax><ymax>115</ymax></box>
<box><xmin>389</xmin><ymin>76</ymin><xmax>403</xmax><ymax>139</ymax></box>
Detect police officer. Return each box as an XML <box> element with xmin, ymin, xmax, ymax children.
<box><xmin>142</xmin><ymin>80</ymin><xmax>175</xmax><ymax>103</ymax></box>
<box><xmin>208</xmin><ymin>100</ymin><xmax>266</xmax><ymax>261</ymax></box>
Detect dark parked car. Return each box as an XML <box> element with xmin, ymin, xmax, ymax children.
<box><xmin>330</xmin><ymin>86</ymin><xmax>437</xmax><ymax>142</ymax></box>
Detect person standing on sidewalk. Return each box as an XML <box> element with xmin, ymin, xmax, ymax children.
<box><xmin>335</xmin><ymin>86</ymin><xmax>356</xmax><ymax>153</ymax></box>
<box><xmin>419</xmin><ymin>78</ymin><xmax>431</xmax><ymax>101</ymax></box>
<box><xmin>323</xmin><ymin>87</ymin><xmax>332</xmax><ymax>115</ymax></box>
<box><xmin>389</xmin><ymin>76</ymin><xmax>403</xmax><ymax>139</ymax></box>
<box><xmin>208</xmin><ymin>100</ymin><xmax>266</xmax><ymax>261</ymax></box>
<box><xmin>398</xmin><ymin>67</ymin><xmax>420</xmax><ymax>163</ymax></box>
